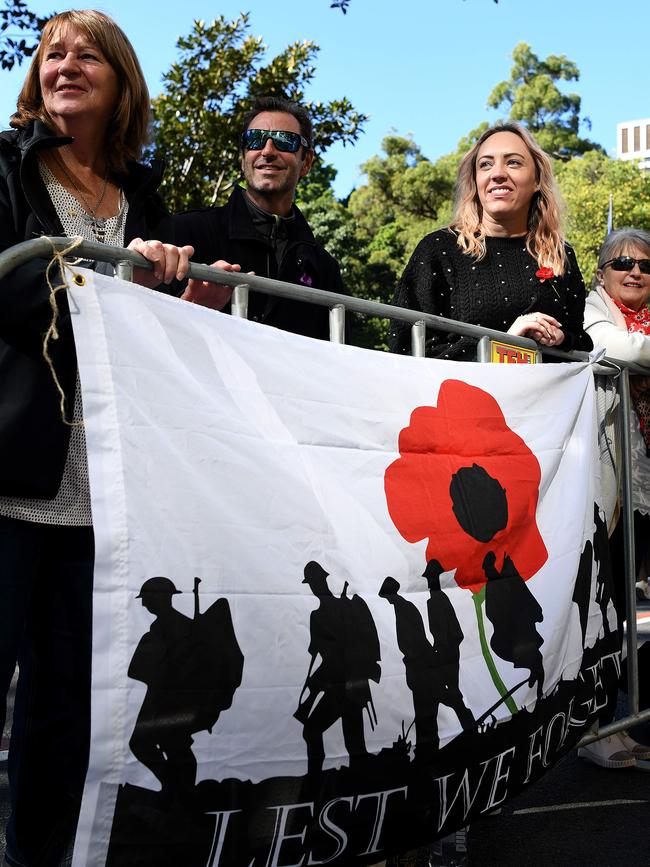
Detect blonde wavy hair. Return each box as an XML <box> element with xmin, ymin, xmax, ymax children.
<box><xmin>11</xmin><ymin>10</ymin><xmax>149</xmax><ymax>176</ymax></box>
<box><xmin>451</xmin><ymin>122</ymin><xmax>567</xmax><ymax>276</ymax></box>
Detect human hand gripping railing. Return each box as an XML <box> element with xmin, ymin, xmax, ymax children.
<box><xmin>2</xmin><ymin>237</ymin><xmax>649</xmax><ymax>743</ymax></box>
<box><xmin>0</xmin><ymin>236</ymin><xmax>576</xmax><ymax>357</ymax></box>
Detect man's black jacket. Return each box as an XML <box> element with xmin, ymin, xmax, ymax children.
<box><xmin>173</xmin><ymin>186</ymin><xmax>346</xmax><ymax>341</ymax></box>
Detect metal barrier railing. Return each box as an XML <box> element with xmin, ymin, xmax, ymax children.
<box><xmin>1</xmin><ymin>236</ymin><xmax>648</xmax><ymax>745</ymax></box>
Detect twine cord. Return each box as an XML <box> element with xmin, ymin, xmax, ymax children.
<box><xmin>43</xmin><ymin>235</ymin><xmax>86</xmax><ymax>427</ymax></box>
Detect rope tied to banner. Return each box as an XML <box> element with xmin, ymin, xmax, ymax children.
<box><xmin>43</xmin><ymin>235</ymin><xmax>86</xmax><ymax>427</ymax></box>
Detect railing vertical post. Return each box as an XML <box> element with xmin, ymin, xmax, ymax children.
<box><xmin>619</xmin><ymin>368</ymin><xmax>639</xmax><ymax>714</ymax></box>
<box><xmin>329</xmin><ymin>304</ymin><xmax>346</xmax><ymax>344</ymax></box>
<box><xmin>411</xmin><ymin>321</ymin><xmax>425</xmax><ymax>357</ymax></box>
<box><xmin>116</xmin><ymin>260</ymin><xmax>133</xmax><ymax>282</ymax></box>
<box><xmin>231</xmin><ymin>284</ymin><xmax>249</xmax><ymax>319</ymax></box>
<box><xmin>477</xmin><ymin>336</ymin><xmax>491</xmax><ymax>363</ymax></box>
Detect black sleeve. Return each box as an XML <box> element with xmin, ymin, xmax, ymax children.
<box><xmin>388</xmin><ymin>234</ymin><xmax>448</xmax><ymax>355</ymax></box>
<box><xmin>171</xmin><ymin>209</ymin><xmax>223</xmax><ymax>267</ymax></box>
<box><xmin>0</xmin><ymin>171</ymin><xmax>69</xmax><ymax>353</ymax></box>
<box><xmin>558</xmin><ymin>245</ymin><xmax>593</xmax><ymax>353</ymax></box>
<box><xmin>325</xmin><ymin>254</ymin><xmax>346</xmax><ymax>297</ymax></box>
<box><xmin>165</xmin><ymin>209</ymin><xmax>227</xmax><ymax>298</ymax></box>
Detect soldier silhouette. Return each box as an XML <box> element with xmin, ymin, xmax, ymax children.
<box><xmin>593</xmin><ymin>505</ymin><xmax>615</xmax><ymax>638</ymax></box>
<box><xmin>423</xmin><ymin>560</ymin><xmax>475</xmax><ymax>730</ymax></box>
<box><xmin>128</xmin><ymin>576</ymin><xmax>243</xmax><ymax>795</ymax></box>
<box><xmin>379</xmin><ymin>576</ymin><xmax>443</xmax><ymax>762</ymax></box>
<box><xmin>483</xmin><ymin>552</ymin><xmax>545</xmax><ymax>700</ymax></box>
<box><xmin>295</xmin><ymin>561</ymin><xmax>380</xmax><ymax>777</ymax></box>
<box><xmin>447</xmin><ymin>463</ymin><xmax>546</xmax><ymax>701</ymax></box>
<box><xmin>572</xmin><ymin>539</ymin><xmax>594</xmax><ymax>646</ymax></box>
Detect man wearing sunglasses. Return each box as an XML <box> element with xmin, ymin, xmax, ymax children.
<box><xmin>174</xmin><ymin>96</ymin><xmax>346</xmax><ymax>341</ymax></box>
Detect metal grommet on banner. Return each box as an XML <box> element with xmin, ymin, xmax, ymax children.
<box><xmin>72</xmin><ymin>273</ymin><xmax>86</xmax><ymax>286</ymax></box>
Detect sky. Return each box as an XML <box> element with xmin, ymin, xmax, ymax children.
<box><xmin>1</xmin><ymin>0</ymin><xmax>648</xmax><ymax>199</ymax></box>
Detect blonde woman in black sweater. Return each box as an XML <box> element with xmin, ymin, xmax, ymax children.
<box><xmin>389</xmin><ymin>122</ymin><xmax>592</xmax><ymax>358</ymax></box>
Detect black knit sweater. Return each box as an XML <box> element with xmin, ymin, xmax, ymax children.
<box><xmin>388</xmin><ymin>228</ymin><xmax>592</xmax><ymax>359</ymax></box>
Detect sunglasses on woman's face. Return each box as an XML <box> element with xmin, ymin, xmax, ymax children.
<box><xmin>241</xmin><ymin>129</ymin><xmax>310</xmax><ymax>153</ymax></box>
<box><xmin>602</xmin><ymin>255</ymin><xmax>650</xmax><ymax>275</ymax></box>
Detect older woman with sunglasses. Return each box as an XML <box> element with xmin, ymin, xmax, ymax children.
<box><xmin>579</xmin><ymin>227</ymin><xmax>650</xmax><ymax>770</ymax></box>
<box><xmin>585</xmin><ymin>231</ymin><xmax>650</xmax><ymax>368</ymax></box>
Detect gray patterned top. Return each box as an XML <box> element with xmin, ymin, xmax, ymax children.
<box><xmin>0</xmin><ymin>159</ymin><xmax>128</xmax><ymax>525</ymax></box>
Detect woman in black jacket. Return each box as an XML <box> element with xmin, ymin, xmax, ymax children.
<box><xmin>0</xmin><ymin>11</ymin><xmax>195</xmax><ymax>865</ymax></box>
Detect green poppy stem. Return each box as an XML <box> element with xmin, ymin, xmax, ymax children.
<box><xmin>472</xmin><ymin>586</ymin><xmax>518</xmax><ymax>715</ymax></box>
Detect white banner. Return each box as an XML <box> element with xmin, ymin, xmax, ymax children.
<box><xmin>68</xmin><ymin>270</ymin><xmax>619</xmax><ymax>867</ymax></box>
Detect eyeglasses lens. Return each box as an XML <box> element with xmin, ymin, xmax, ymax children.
<box><xmin>610</xmin><ymin>256</ymin><xmax>650</xmax><ymax>274</ymax></box>
<box><xmin>243</xmin><ymin>129</ymin><xmax>301</xmax><ymax>153</ymax></box>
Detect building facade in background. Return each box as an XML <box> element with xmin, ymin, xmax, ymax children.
<box><xmin>617</xmin><ymin>119</ymin><xmax>650</xmax><ymax>171</ymax></box>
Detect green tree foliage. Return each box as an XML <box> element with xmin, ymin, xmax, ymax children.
<box><xmin>487</xmin><ymin>42</ymin><xmax>601</xmax><ymax>159</ymax></box>
<box><xmin>310</xmin><ymin>134</ymin><xmax>457</xmax><ymax>348</ymax></box>
<box><xmin>556</xmin><ymin>152</ymin><xmax>650</xmax><ymax>282</ymax></box>
<box><xmin>149</xmin><ymin>15</ymin><xmax>366</xmax><ymax>212</ymax></box>
<box><xmin>343</xmin><ymin>126</ymin><xmax>492</xmax><ymax>294</ymax></box>
<box><xmin>348</xmin><ymin>135</ymin><xmax>455</xmax><ymax>274</ymax></box>
<box><xmin>301</xmin><ymin>190</ymin><xmax>401</xmax><ymax>349</ymax></box>
<box><xmin>323</xmin><ymin>126</ymin><xmax>495</xmax><ymax>348</ymax></box>
<box><xmin>0</xmin><ymin>0</ymin><xmax>49</xmax><ymax>69</ymax></box>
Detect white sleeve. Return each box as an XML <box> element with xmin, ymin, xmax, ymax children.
<box><xmin>584</xmin><ymin>298</ymin><xmax>650</xmax><ymax>366</ymax></box>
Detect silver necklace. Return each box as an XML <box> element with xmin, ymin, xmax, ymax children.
<box><xmin>53</xmin><ymin>149</ymin><xmax>110</xmax><ymax>242</ymax></box>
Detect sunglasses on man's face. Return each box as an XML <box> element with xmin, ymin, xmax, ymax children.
<box><xmin>242</xmin><ymin>128</ymin><xmax>310</xmax><ymax>153</ymax></box>
<box><xmin>602</xmin><ymin>255</ymin><xmax>650</xmax><ymax>275</ymax></box>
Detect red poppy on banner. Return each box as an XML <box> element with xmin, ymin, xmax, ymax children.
<box><xmin>384</xmin><ymin>379</ymin><xmax>548</xmax><ymax>592</ymax></box>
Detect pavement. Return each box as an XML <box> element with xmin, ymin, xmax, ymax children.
<box><xmin>2</xmin><ymin>606</ymin><xmax>649</xmax><ymax>866</ymax></box>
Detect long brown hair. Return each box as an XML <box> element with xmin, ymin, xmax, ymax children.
<box><xmin>11</xmin><ymin>10</ymin><xmax>149</xmax><ymax>175</ymax></box>
<box><xmin>451</xmin><ymin>122</ymin><xmax>567</xmax><ymax>275</ymax></box>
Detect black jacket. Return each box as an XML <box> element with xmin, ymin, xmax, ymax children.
<box><xmin>173</xmin><ymin>186</ymin><xmax>345</xmax><ymax>341</ymax></box>
<box><xmin>0</xmin><ymin>120</ymin><xmax>174</xmax><ymax>498</ymax></box>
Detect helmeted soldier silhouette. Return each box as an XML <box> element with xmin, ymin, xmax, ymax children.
<box><xmin>379</xmin><ymin>576</ymin><xmax>443</xmax><ymax>762</ymax></box>
<box><xmin>423</xmin><ymin>559</ymin><xmax>474</xmax><ymax>730</ymax></box>
<box><xmin>128</xmin><ymin>576</ymin><xmax>243</xmax><ymax>794</ymax></box>
<box><xmin>295</xmin><ymin>561</ymin><xmax>380</xmax><ymax>777</ymax></box>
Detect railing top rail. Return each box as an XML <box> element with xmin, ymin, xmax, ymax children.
<box><xmin>2</xmin><ymin>236</ymin><xmax>649</xmax><ymax>377</ymax></box>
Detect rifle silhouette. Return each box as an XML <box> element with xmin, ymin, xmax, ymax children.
<box><xmin>193</xmin><ymin>576</ymin><xmax>201</xmax><ymax>619</ymax></box>
<box><xmin>297</xmin><ymin>654</ymin><xmax>317</xmax><ymax>708</ymax></box>
<box><xmin>295</xmin><ymin>581</ymin><xmax>350</xmax><ymax>724</ymax></box>
<box><xmin>472</xmin><ymin>677</ymin><xmax>530</xmax><ymax>730</ymax></box>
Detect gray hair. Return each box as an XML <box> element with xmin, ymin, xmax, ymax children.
<box><xmin>594</xmin><ymin>227</ymin><xmax>650</xmax><ymax>289</ymax></box>
<box><xmin>598</xmin><ymin>227</ymin><xmax>650</xmax><ymax>268</ymax></box>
